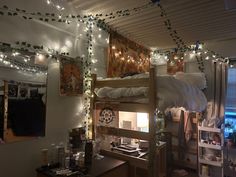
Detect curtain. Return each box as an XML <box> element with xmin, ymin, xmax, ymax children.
<box><xmin>211</xmin><ymin>61</ymin><xmax>228</xmax><ymax>120</ymax></box>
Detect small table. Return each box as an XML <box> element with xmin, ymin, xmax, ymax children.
<box><xmin>36</xmin><ymin>156</ymin><xmax>128</xmax><ymax>177</ymax></box>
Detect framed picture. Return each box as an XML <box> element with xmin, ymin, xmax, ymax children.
<box><xmin>8</xmin><ymin>83</ymin><xmax>18</xmax><ymax>98</ymax></box>
<box><xmin>60</xmin><ymin>57</ymin><xmax>83</xmax><ymax>96</ymax></box>
<box><xmin>18</xmin><ymin>85</ymin><xmax>29</xmax><ymax>98</ymax></box>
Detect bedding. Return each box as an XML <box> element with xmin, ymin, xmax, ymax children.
<box><xmin>95</xmin><ymin>73</ymin><xmax>207</xmax><ymax>112</ymax></box>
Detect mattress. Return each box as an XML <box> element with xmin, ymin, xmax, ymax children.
<box><xmin>95</xmin><ymin>73</ymin><xmax>207</xmax><ymax>112</ymax></box>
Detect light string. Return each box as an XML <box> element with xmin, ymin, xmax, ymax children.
<box><xmin>0</xmin><ymin>1</ymin><xmax>230</xmax><ymax>138</ymax></box>
<box><xmin>44</xmin><ymin>0</ymin><xmax>65</xmax><ymax>11</ymax></box>
<box><xmin>83</xmin><ymin>15</ymin><xmax>94</xmax><ymax>139</ymax></box>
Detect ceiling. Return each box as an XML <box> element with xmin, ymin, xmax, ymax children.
<box><xmin>67</xmin><ymin>0</ymin><xmax>236</xmax><ymax>49</ymax></box>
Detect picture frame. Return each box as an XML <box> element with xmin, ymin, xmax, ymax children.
<box><xmin>60</xmin><ymin>57</ymin><xmax>83</xmax><ymax>96</ymax></box>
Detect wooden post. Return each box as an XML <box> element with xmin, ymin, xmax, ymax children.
<box><xmin>148</xmin><ymin>67</ymin><xmax>157</xmax><ymax>177</ymax></box>
<box><xmin>90</xmin><ymin>74</ymin><xmax>97</xmax><ymax>140</ymax></box>
<box><xmin>3</xmin><ymin>81</ymin><xmax>8</xmax><ymax>140</ymax></box>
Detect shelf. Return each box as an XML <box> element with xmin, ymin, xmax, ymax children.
<box><xmin>199</xmin><ymin>158</ymin><xmax>222</xmax><ymax>167</ymax></box>
<box><xmin>198</xmin><ymin>142</ymin><xmax>222</xmax><ymax>150</ymax></box>
<box><xmin>198</xmin><ymin>126</ymin><xmax>222</xmax><ymax>133</ymax></box>
<box><xmin>96</xmin><ymin>126</ymin><xmax>149</xmax><ymax>140</ymax></box>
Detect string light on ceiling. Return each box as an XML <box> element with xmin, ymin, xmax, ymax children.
<box><xmin>45</xmin><ymin>0</ymin><xmax>65</xmax><ymax>11</ymax></box>
<box><xmin>151</xmin><ymin>42</ymin><xmax>228</xmax><ymax>73</ymax></box>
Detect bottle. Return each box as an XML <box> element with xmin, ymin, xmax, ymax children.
<box><xmin>84</xmin><ymin>141</ymin><xmax>93</xmax><ymax>166</ymax></box>
<box><xmin>58</xmin><ymin>142</ymin><xmax>65</xmax><ymax>168</ymax></box>
<box><xmin>49</xmin><ymin>143</ymin><xmax>57</xmax><ymax>164</ymax></box>
<box><xmin>41</xmin><ymin>149</ymin><xmax>48</xmax><ymax>166</ymax></box>
<box><xmin>202</xmin><ymin>165</ymin><xmax>209</xmax><ymax>176</ymax></box>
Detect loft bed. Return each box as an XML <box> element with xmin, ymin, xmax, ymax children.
<box><xmin>90</xmin><ymin>67</ymin><xmax>207</xmax><ymax>177</ymax></box>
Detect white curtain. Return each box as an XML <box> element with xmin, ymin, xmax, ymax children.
<box><xmin>211</xmin><ymin>60</ymin><xmax>228</xmax><ymax>120</ymax></box>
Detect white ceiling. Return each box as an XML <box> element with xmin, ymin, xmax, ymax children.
<box><xmin>68</xmin><ymin>0</ymin><xmax>236</xmax><ymax>49</ymax></box>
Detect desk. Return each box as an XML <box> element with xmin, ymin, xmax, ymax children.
<box><xmin>36</xmin><ymin>156</ymin><xmax>128</xmax><ymax>177</ymax></box>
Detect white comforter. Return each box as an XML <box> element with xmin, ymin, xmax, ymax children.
<box><xmin>95</xmin><ymin>74</ymin><xmax>207</xmax><ymax>112</ymax></box>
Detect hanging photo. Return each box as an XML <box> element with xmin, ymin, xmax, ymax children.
<box><xmin>60</xmin><ymin>57</ymin><xmax>83</xmax><ymax>96</ymax></box>
<box><xmin>8</xmin><ymin>83</ymin><xmax>18</xmax><ymax>98</ymax></box>
<box><xmin>18</xmin><ymin>85</ymin><xmax>29</xmax><ymax>98</ymax></box>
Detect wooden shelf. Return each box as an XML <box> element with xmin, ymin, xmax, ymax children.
<box><xmin>95</xmin><ymin>101</ymin><xmax>150</xmax><ymax>113</ymax></box>
<box><xmin>96</xmin><ymin>126</ymin><xmax>149</xmax><ymax>140</ymax></box>
<box><xmin>95</xmin><ymin>78</ymin><xmax>149</xmax><ymax>88</ymax></box>
<box><xmin>198</xmin><ymin>126</ymin><xmax>222</xmax><ymax>133</ymax></box>
<box><xmin>198</xmin><ymin>158</ymin><xmax>222</xmax><ymax>167</ymax></box>
<box><xmin>198</xmin><ymin>142</ymin><xmax>222</xmax><ymax>150</ymax></box>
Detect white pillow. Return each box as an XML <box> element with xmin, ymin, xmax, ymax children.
<box><xmin>174</xmin><ymin>72</ymin><xmax>207</xmax><ymax>90</ymax></box>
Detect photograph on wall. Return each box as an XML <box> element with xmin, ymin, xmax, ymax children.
<box><xmin>18</xmin><ymin>85</ymin><xmax>29</xmax><ymax>98</ymax></box>
<box><xmin>30</xmin><ymin>88</ymin><xmax>39</xmax><ymax>98</ymax></box>
<box><xmin>8</xmin><ymin>83</ymin><xmax>18</xmax><ymax>98</ymax></box>
<box><xmin>60</xmin><ymin>57</ymin><xmax>83</xmax><ymax>96</ymax></box>
<box><xmin>0</xmin><ymin>80</ymin><xmax>4</xmax><ymax>95</ymax></box>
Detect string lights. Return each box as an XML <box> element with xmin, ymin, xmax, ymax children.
<box><xmin>0</xmin><ymin>1</ymin><xmax>231</xmax><ymax>139</ymax></box>
<box><xmin>45</xmin><ymin>0</ymin><xmax>65</xmax><ymax>11</ymax></box>
<box><xmin>151</xmin><ymin>42</ymin><xmax>228</xmax><ymax>73</ymax></box>
<box><xmin>0</xmin><ymin>41</ymin><xmax>70</xmax><ymax>74</ymax></box>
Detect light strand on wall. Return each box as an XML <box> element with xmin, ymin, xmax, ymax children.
<box><xmin>0</xmin><ymin>41</ymin><xmax>71</xmax><ymax>74</ymax></box>
<box><xmin>83</xmin><ymin>15</ymin><xmax>94</xmax><ymax>139</ymax></box>
<box><xmin>0</xmin><ymin>53</ymin><xmax>47</xmax><ymax>75</ymax></box>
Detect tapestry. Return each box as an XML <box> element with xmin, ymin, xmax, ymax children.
<box><xmin>60</xmin><ymin>57</ymin><xmax>83</xmax><ymax>96</ymax></box>
<box><xmin>95</xmin><ymin>103</ymin><xmax>118</xmax><ymax>127</ymax></box>
<box><xmin>108</xmin><ymin>32</ymin><xmax>150</xmax><ymax>77</ymax></box>
<box><xmin>167</xmin><ymin>53</ymin><xmax>184</xmax><ymax>75</ymax></box>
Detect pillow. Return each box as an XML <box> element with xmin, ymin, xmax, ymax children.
<box><xmin>175</xmin><ymin>72</ymin><xmax>207</xmax><ymax>89</ymax></box>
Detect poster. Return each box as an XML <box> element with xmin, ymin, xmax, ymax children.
<box><xmin>108</xmin><ymin>31</ymin><xmax>150</xmax><ymax>78</ymax></box>
<box><xmin>60</xmin><ymin>57</ymin><xmax>83</xmax><ymax>96</ymax></box>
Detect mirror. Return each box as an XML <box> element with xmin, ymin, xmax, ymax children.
<box><xmin>0</xmin><ymin>42</ymin><xmax>48</xmax><ymax>144</ymax></box>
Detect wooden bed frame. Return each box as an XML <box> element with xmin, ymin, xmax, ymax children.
<box><xmin>90</xmin><ymin>67</ymin><xmax>166</xmax><ymax>177</ymax></box>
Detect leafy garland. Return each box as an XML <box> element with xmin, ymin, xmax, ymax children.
<box><xmin>0</xmin><ymin>3</ymin><xmax>153</xmax><ymax>27</ymax></box>
<box><xmin>0</xmin><ymin>41</ymin><xmax>70</xmax><ymax>73</ymax></box>
<box><xmin>0</xmin><ymin>1</ymin><xmax>229</xmax><ymax>138</ymax></box>
<box><xmin>156</xmin><ymin>3</ymin><xmax>187</xmax><ymax>51</ymax></box>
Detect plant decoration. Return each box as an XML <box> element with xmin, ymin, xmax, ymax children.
<box><xmin>0</xmin><ymin>41</ymin><xmax>69</xmax><ymax>74</ymax></box>
<box><xmin>0</xmin><ymin>2</ymin><xmax>154</xmax><ymax>29</ymax></box>
<box><xmin>0</xmin><ymin>0</ymin><xmax>230</xmax><ymax>139</ymax></box>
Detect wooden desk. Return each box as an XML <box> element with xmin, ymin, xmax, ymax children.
<box><xmin>36</xmin><ymin>156</ymin><xmax>128</xmax><ymax>177</ymax></box>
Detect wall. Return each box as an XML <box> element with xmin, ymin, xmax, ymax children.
<box><xmin>0</xmin><ymin>0</ymin><xmax>108</xmax><ymax>177</ymax></box>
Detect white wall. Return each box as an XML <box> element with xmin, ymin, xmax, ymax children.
<box><xmin>0</xmin><ymin>0</ymin><xmax>108</xmax><ymax>177</ymax></box>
